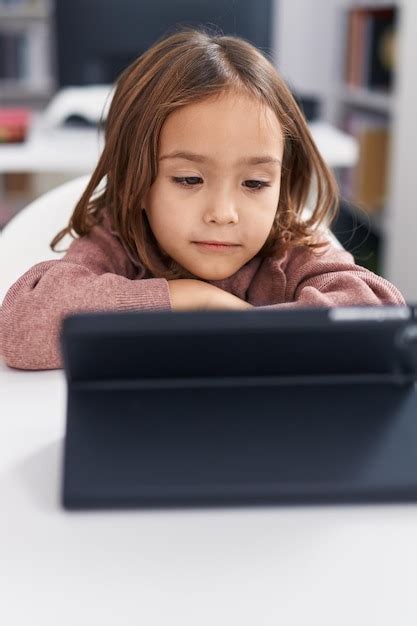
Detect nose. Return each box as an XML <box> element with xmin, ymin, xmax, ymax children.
<box><xmin>203</xmin><ymin>190</ymin><xmax>239</xmax><ymax>225</ymax></box>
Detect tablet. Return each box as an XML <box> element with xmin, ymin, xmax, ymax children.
<box><xmin>61</xmin><ymin>305</ymin><xmax>417</xmax><ymax>509</ymax></box>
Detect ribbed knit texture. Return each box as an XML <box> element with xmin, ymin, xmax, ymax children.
<box><xmin>0</xmin><ymin>209</ymin><xmax>405</xmax><ymax>370</ymax></box>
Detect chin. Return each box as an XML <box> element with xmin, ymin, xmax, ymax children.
<box><xmin>173</xmin><ymin>255</ymin><xmax>243</xmax><ymax>281</ymax></box>
<box><xmin>192</xmin><ymin>266</ymin><xmax>239</xmax><ymax>281</ymax></box>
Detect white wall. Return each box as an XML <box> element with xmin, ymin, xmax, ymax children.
<box><xmin>272</xmin><ymin>0</ymin><xmax>341</xmax><ymax>122</ymax></box>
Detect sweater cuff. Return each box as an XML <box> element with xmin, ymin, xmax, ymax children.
<box><xmin>114</xmin><ymin>278</ymin><xmax>173</xmax><ymax>312</ymax></box>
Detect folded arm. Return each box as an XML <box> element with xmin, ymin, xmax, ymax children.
<box><xmin>0</xmin><ymin>223</ymin><xmax>172</xmax><ymax>370</ymax></box>
<box><xmin>259</xmin><ymin>240</ymin><xmax>405</xmax><ymax>309</ymax></box>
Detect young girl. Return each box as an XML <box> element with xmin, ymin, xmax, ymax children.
<box><xmin>0</xmin><ymin>27</ymin><xmax>405</xmax><ymax>370</ymax></box>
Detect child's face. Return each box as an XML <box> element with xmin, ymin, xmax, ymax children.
<box><xmin>144</xmin><ymin>91</ymin><xmax>284</xmax><ymax>280</ymax></box>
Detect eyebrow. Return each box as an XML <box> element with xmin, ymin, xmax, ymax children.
<box><xmin>159</xmin><ymin>151</ymin><xmax>281</xmax><ymax>166</ymax></box>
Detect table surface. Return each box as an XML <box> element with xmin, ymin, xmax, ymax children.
<box><xmin>0</xmin><ymin>116</ymin><xmax>358</xmax><ymax>173</ymax></box>
<box><xmin>1</xmin><ymin>358</ymin><xmax>417</xmax><ymax>625</ymax></box>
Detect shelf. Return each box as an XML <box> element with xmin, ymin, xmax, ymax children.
<box><xmin>0</xmin><ymin>82</ymin><xmax>54</xmax><ymax>102</ymax></box>
<box><xmin>340</xmin><ymin>0</ymin><xmax>399</xmax><ymax>8</ymax></box>
<box><xmin>0</xmin><ymin>3</ymin><xmax>51</xmax><ymax>21</ymax></box>
<box><xmin>337</xmin><ymin>86</ymin><xmax>394</xmax><ymax>114</ymax></box>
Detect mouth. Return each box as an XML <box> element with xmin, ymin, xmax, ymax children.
<box><xmin>192</xmin><ymin>241</ymin><xmax>241</xmax><ymax>254</ymax></box>
<box><xmin>193</xmin><ymin>241</ymin><xmax>240</xmax><ymax>247</ymax></box>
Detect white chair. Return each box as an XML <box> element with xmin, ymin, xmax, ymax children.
<box><xmin>0</xmin><ymin>174</ymin><xmax>92</xmax><ymax>302</ymax></box>
<box><xmin>0</xmin><ymin>175</ymin><xmax>343</xmax><ymax>303</ymax></box>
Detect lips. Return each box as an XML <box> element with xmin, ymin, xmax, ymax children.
<box><xmin>193</xmin><ymin>241</ymin><xmax>240</xmax><ymax>246</ymax></box>
<box><xmin>192</xmin><ymin>241</ymin><xmax>241</xmax><ymax>254</ymax></box>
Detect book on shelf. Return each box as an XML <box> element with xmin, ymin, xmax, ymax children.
<box><xmin>341</xmin><ymin>110</ymin><xmax>390</xmax><ymax>215</ymax></box>
<box><xmin>345</xmin><ymin>5</ymin><xmax>398</xmax><ymax>92</ymax></box>
<box><xmin>0</xmin><ymin>107</ymin><xmax>31</xmax><ymax>142</ymax></box>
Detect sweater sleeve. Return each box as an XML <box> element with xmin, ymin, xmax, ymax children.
<box><xmin>0</xmin><ymin>220</ymin><xmax>172</xmax><ymax>370</ymax></box>
<box><xmin>259</xmin><ymin>238</ymin><xmax>405</xmax><ymax>309</ymax></box>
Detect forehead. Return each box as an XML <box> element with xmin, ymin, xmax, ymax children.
<box><xmin>159</xmin><ymin>92</ymin><xmax>284</xmax><ymax>161</ymax></box>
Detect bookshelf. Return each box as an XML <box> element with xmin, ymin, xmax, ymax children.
<box><xmin>332</xmin><ymin>0</ymin><xmax>417</xmax><ymax>299</ymax></box>
<box><xmin>332</xmin><ymin>1</ymin><xmax>398</xmax><ymax>275</ymax></box>
<box><xmin>275</xmin><ymin>0</ymin><xmax>416</xmax><ymax>291</ymax></box>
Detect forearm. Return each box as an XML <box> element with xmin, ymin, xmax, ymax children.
<box><xmin>258</xmin><ymin>273</ymin><xmax>406</xmax><ymax>310</ymax></box>
<box><xmin>1</xmin><ymin>261</ymin><xmax>171</xmax><ymax>370</ymax></box>
<box><xmin>280</xmin><ymin>241</ymin><xmax>406</xmax><ymax>308</ymax></box>
<box><xmin>168</xmin><ymin>279</ymin><xmax>252</xmax><ymax>311</ymax></box>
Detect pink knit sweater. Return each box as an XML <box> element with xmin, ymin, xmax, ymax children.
<box><xmin>0</xmin><ymin>210</ymin><xmax>405</xmax><ymax>370</ymax></box>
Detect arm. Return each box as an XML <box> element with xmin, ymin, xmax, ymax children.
<box><xmin>260</xmin><ymin>238</ymin><xmax>405</xmax><ymax>309</ymax></box>
<box><xmin>0</xmin><ymin>221</ymin><xmax>172</xmax><ymax>370</ymax></box>
<box><xmin>168</xmin><ymin>279</ymin><xmax>253</xmax><ymax>311</ymax></box>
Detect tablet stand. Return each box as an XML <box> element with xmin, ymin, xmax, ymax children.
<box><xmin>63</xmin><ymin>374</ymin><xmax>417</xmax><ymax>509</ymax></box>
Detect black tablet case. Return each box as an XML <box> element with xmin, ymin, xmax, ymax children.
<box><xmin>61</xmin><ymin>306</ymin><xmax>417</xmax><ymax>509</ymax></box>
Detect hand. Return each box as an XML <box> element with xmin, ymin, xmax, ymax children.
<box><xmin>203</xmin><ymin>284</ymin><xmax>254</xmax><ymax>310</ymax></box>
<box><xmin>168</xmin><ymin>279</ymin><xmax>253</xmax><ymax>311</ymax></box>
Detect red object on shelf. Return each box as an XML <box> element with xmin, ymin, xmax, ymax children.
<box><xmin>0</xmin><ymin>108</ymin><xmax>31</xmax><ymax>143</ymax></box>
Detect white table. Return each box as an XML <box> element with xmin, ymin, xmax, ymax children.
<box><xmin>0</xmin><ymin>113</ymin><xmax>105</xmax><ymax>174</ymax></box>
<box><xmin>0</xmin><ymin>116</ymin><xmax>358</xmax><ymax>174</ymax></box>
<box><xmin>1</xmin><ymin>359</ymin><xmax>417</xmax><ymax>625</ymax></box>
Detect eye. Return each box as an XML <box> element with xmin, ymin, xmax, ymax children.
<box><xmin>171</xmin><ymin>177</ymin><xmax>271</xmax><ymax>191</ymax></box>
<box><xmin>244</xmin><ymin>180</ymin><xmax>271</xmax><ymax>191</ymax></box>
<box><xmin>172</xmin><ymin>176</ymin><xmax>202</xmax><ymax>187</ymax></box>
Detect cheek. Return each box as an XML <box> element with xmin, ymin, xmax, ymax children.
<box><xmin>147</xmin><ymin>180</ymin><xmax>190</xmax><ymax>234</ymax></box>
<box><xmin>150</xmin><ymin>211</ymin><xmax>181</xmax><ymax>242</ymax></box>
<box><xmin>252</xmin><ymin>217</ymin><xmax>276</xmax><ymax>245</ymax></box>
<box><xmin>147</xmin><ymin>201</ymin><xmax>190</xmax><ymax>248</ymax></box>
<box><xmin>253</xmin><ymin>200</ymin><xmax>279</xmax><ymax>232</ymax></box>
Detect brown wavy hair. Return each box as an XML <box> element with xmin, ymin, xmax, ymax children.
<box><xmin>51</xmin><ymin>26</ymin><xmax>339</xmax><ymax>280</ymax></box>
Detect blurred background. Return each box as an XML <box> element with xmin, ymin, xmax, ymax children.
<box><xmin>0</xmin><ymin>0</ymin><xmax>416</xmax><ymax>298</ymax></box>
